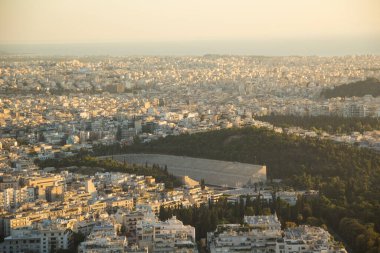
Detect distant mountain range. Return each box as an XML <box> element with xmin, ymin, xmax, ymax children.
<box><xmin>320</xmin><ymin>78</ymin><xmax>380</xmax><ymax>98</ymax></box>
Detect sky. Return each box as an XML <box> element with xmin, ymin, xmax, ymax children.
<box><xmin>0</xmin><ymin>0</ymin><xmax>380</xmax><ymax>55</ymax></box>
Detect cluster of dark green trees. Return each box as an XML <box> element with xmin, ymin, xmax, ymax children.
<box><xmin>127</xmin><ymin>127</ymin><xmax>380</xmax><ymax>253</ymax></box>
<box><xmin>34</xmin><ymin>155</ymin><xmax>182</xmax><ymax>188</ymax></box>
<box><xmin>257</xmin><ymin>115</ymin><xmax>380</xmax><ymax>134</ymax></box>
<box><xmin>93</xmin><ymin>142</ymin><xmax>126</xmax><ymax>156</ymax></box>
<box><xmin>320</xmin><ymin>77</ymin><xmax>380</xmax><ymax>98</ymax></box>
<box><xmin>339</xmin><ymin>218</ymin><xmax>379</xmax><ymax>252</ymax></box>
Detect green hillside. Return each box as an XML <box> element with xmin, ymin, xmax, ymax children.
<box><xmin>321</xmin><ymin>77</ymin><xmax>380</xmax><ymax>98</ymax></box>
<box><xmin>124</xmin><ymin>127</ymin><xmax>380</xmax><ymax>252</ymax></box>
<box><xmin>256</xmin><ymin>115</ymin><xmax>380</xmax><ymax>134</ymax></box>
<box><xmin>127</xmin><ymin>127</ymin><xmax>380</xmax><ymax>181</ymax></box>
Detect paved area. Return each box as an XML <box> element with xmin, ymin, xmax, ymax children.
<box><xmin>110</xmin><ymin>154</ymin><xmax>266</xmax><ymax>188</ymax></box>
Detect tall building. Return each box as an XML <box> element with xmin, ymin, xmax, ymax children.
<box><xmin>135</xmin><ymin>120</ymin><xmax>143</xmax><ymax>134</ymax></box>
<box><xmin>85</xmin><ymin>179</ymin><xmax>97</xmax><ymax>198</ymax></box>
<box><xmin>0</xmin><ymin>187</ymin><xmax>35</xmax><ymax>211</ymax></box>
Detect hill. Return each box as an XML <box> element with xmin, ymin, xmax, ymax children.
<box><xmin>320</xmin><ymin>77</ymin><xmax>380</xmax><ymax>98</ymax></box>
<box><xmin>256</xmin><ymin>115</ymin><xmax>380</xmax><ymax>134</ymax></box>
<box><xmin>123</xmin><ymin>127</ymin><xmax>380</xmax><ymax>252</ymax></box>
<box><xmin>126</xmin><ymin>127</ymin><xmax>380</xmax><ymax>181</ymax></box>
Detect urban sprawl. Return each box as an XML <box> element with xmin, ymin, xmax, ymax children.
<box><xmin>1</xmin><ymin>55</ymin><xmax>379</xmax><ymax>252</ymax></box>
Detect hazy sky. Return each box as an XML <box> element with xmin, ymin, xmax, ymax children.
<box><xmin>0</xmin><ymin>0</ymin><xmax>380</xmax><ymax>55</ymax></box>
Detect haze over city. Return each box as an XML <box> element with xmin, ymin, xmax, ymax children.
<box><xmin>1</xmin><ymin>0</ymin><xmax>380</xmax><ymax>55</ymax></box>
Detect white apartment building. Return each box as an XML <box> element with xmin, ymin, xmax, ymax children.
<box><xmin>207</xmin><ymin>224</ymin><xmax>281</xmax><ymax>253</ymax></box>
<box><xmin>244</xmin><ymin>214</ymin><xmax>282</xmax><ymax>231</ymax></box>
<box><xmin>136</xmin><ymin>215</ymin><xmax>197</xmax><ymax>253</ymax></box>
<box><xmin>276</xmin><ymin>225</ymin><xmax>347</xmax><ymax>253</ymax></box>
<box><xmin>0</xmin><ymin>186</ymin><xmax>35</xmax><ymax>211</ymax></box>
<box><xmin>78</xmin><ymin>223</ymin><xmax>128</xmax><ymax>253</ymax></box>
<box><xmin>0</xmin><ymin>224</ymin><xmax>73</xmax><ymax>253</ymax></box>
<box><xmin>208</xmin><ymin>215</ymin><xmax>347</xmax><ymax>253</ymax></box>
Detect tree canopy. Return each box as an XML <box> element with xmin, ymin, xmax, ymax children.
<box><xmin>257</xmin><ymin>115</ymin><xmax>380</xmax><ymax>134</ymax></box>
<box><xmin>320</xmin><ymin>77</ymin><xmax>380</xmax><ymax>98</ymax></box>
<box><xmin>127</xmin><ymin>126</ymin><xmax>380</xmax><ymax>252</ymax></box>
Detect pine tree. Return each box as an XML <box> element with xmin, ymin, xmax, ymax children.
<box><xmin>116</xmin><ymin>125</ymin><xmax>122</xmax><ymax>141</ymax></box>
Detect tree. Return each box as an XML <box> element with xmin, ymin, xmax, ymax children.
<box><xmin>119</xmin><ymin>224</ymin><xmax>127</xmax><ymax>235</ymax></box>
<box><xmin>306</xmin><ymin>217</ymin><xmax>321</xmax><ymax>226</ymax></box>
<box><xmin>285</xmin><ymin>222</ymin><xmax>297</xmax><ymax>228</ymax></box>
<box><xmin>133</xmin><ymin>135</ymin><xmax>141</xmax><ymax>144</ymax></box>
<box><xmin>116</xmin><ymin>125</ymin><xmax>122</xmax><ymax>141</ymax></box>
<box><xmin>38</xmin><ymin>132</ymin><xmax>46</xmax><ymax>142</ymax></box>
<box><xmin>200</xmin><ymin>179</ymin><xmax>205</xmax><ymax>190</ymax></box>
<box><xmin>72</xmin><ymin>231</ymin><xmax>86</xmax><ymax>249</ymax></box>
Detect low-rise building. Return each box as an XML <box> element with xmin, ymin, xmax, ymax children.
<box><xmin>0</xmin><ymin>222</ymin><xmax>73</xmax><ymax>253</ymax></box>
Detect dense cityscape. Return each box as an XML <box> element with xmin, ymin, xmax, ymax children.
<box><xmin>1</xmin><ymin>0</ymin><xmax>380</xmax><ymax>252</ymax></box>
<box><xmin>0</xmin><ymin>54</ymin><xmax>379</xmax><ymax>252</ymax></box>
<box><xmin>1</xmin><ymin>56</ymin><xmax>380</xmax><ymax>151</ymax></box>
